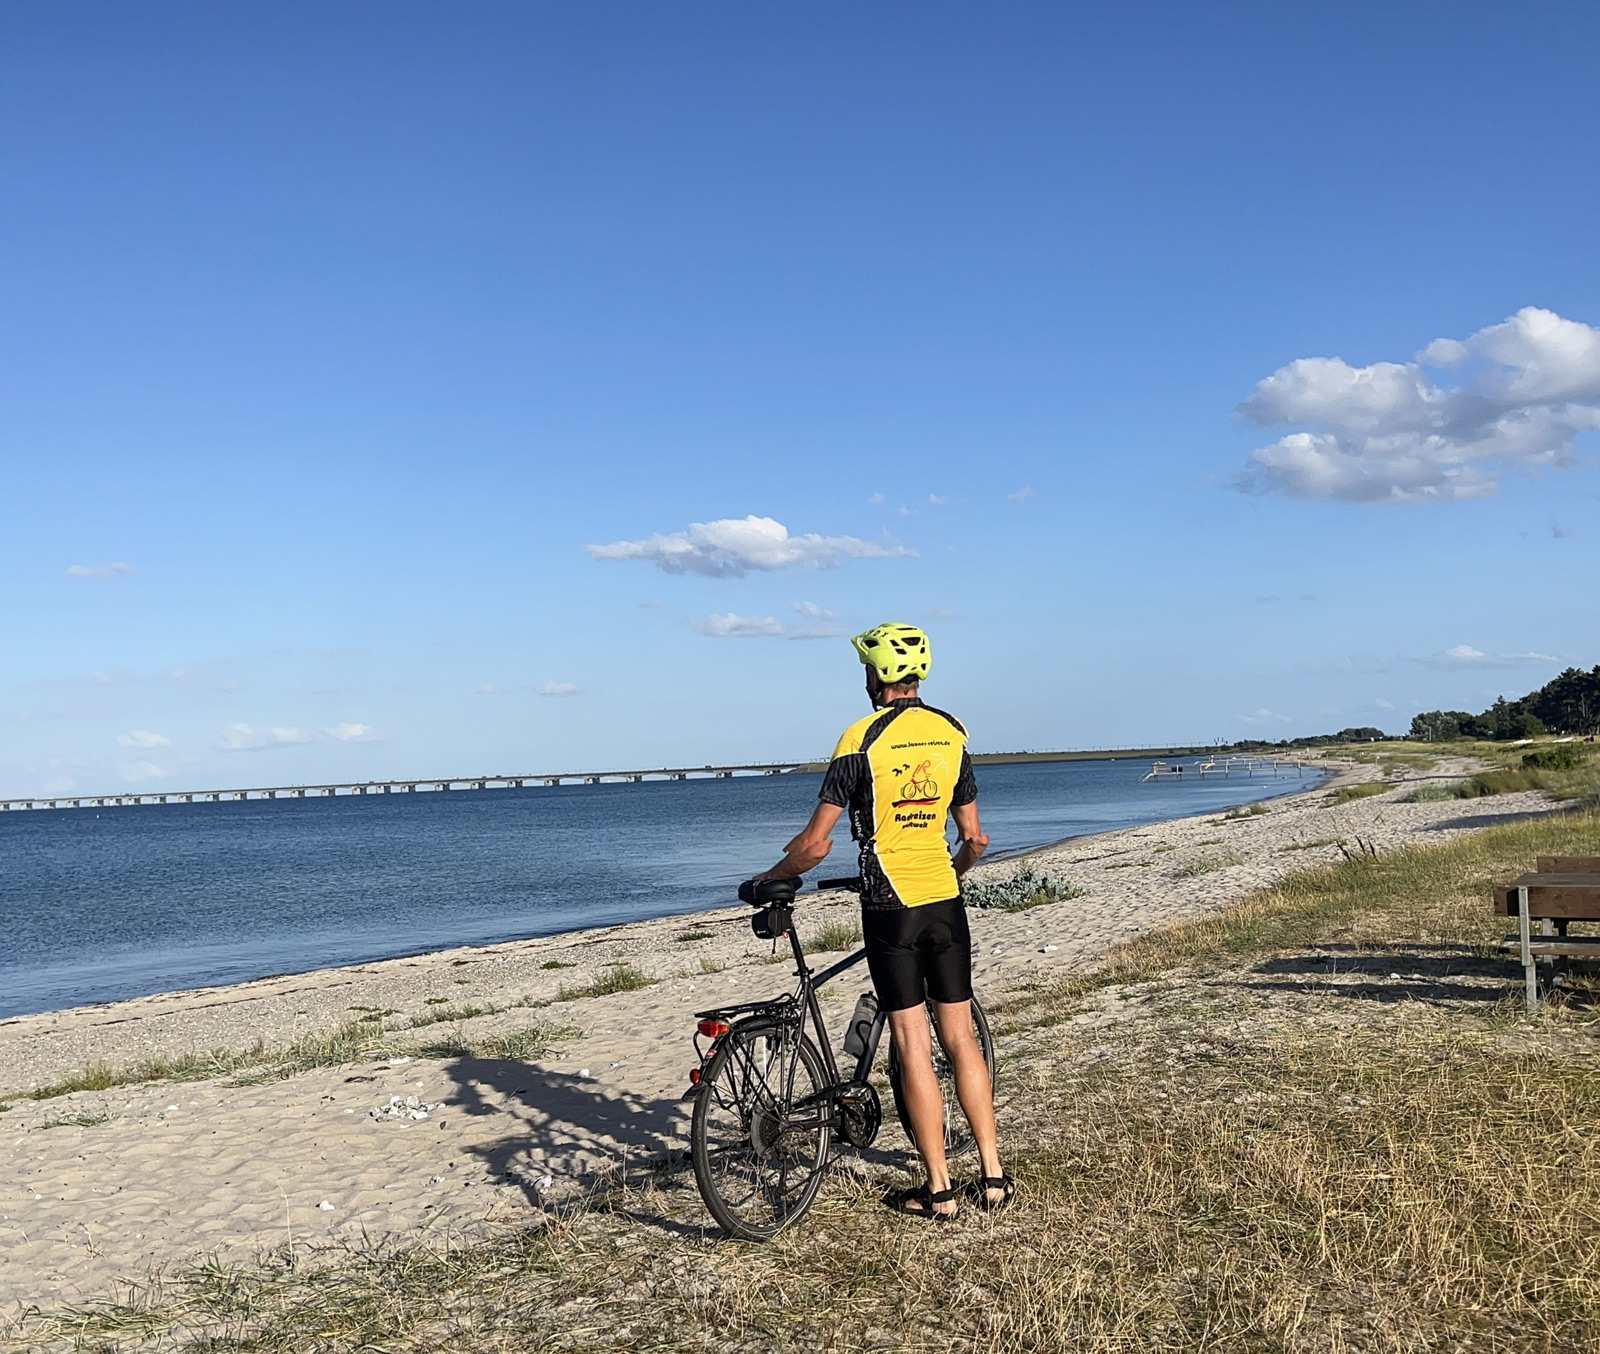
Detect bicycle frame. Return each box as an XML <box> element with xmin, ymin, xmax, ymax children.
<box><xmin>693</xmin><ymin>921</ymin><xmax>885</xmax><ymax>1132</ymax></box>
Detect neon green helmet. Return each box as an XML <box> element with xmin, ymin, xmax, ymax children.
<box><xmin>850</xmin><ymin>622</ymin><xmax>932</xmax><ymax>683</ymax></box>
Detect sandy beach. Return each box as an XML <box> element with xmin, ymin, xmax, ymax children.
<box><xmin>0</xmin><ymin>756</ymin><xmax>1565</xmax><ymax>1314</ymax></box>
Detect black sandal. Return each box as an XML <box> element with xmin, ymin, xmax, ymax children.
<box><xmin>884</xmin><ymin>1183</ymin><xmax>959</xmax><ymax>1221</ymax></box>
<box><xmin>970</xmin><ymin>1174</ymin><xmax>1017</xmax><ymax>1211</ymax></box>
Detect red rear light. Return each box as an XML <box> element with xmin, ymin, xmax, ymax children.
<box><xmin>697</xmin><ymin>1019</ymin><xmax>730</xmax><ymax>1039</ymax></box>
<box><xmin>688</xmin><ymin>1068</ymin><xmax>701</xmax><ymax>1084</ymax></box>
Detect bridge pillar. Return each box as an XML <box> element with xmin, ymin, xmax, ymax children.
<box><xmin>322</xmin><ymin>788</ymin><xmax>335</xmax><ymax>796</ymax></box>
<box><xmin>585</xmin><ymin>776</ymin><xmax>601</xmax><ymax>785</ymax></box>
<box><xmin>628</xmin><ymin>774</ymin><xmax>643</xmax><ymax>783</ymax></box>
<box><xmin>717</xmin><ymin>770</ymin><xmax>734</xmax><ymax>778</ymax></box>
<box><xmin>672</xmin><ymin>772</ymin><xmax>687</xmax><ymax>780</ymax></box>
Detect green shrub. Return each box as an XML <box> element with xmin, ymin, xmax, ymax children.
<box><xmin>966</xmin><ymin>868</ymin><xmax>1086</xmax><ymax>912</ymax></box>
<box><xmin>1522</xmin><ymin>744</ymin><xmax>1591</xmax><ymax>772</ymax></box>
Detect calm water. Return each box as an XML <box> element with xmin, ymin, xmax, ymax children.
<box><xmin>0</xmin><ymin>759</ymin><xmax>1321</xmax><ymax>1018</ymax></box>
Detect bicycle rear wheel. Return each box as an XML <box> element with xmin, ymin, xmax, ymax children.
<box><xmin>690</xmin><ymin>1019</ymin><xmax>832</xmax><ymax>1240</ymax></box>
<box><xmin>887</xmin><ymin>996</ymin><xmax>996</xmax><ymax>1158</ymax></box>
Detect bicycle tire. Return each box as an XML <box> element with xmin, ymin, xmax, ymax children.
<box><xmin>690</xmin><ymin>1018</ymin><xmax>832</xmax><ymax>1240</ymax></box>
<box><xmin>886</xmin><ymin>996</ymin><xmax>996</xmax><ymax>1159</ymax></box>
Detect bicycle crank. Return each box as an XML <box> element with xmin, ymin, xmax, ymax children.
<box><xmin>837</xmin><ymin>1083</ymin><xmax>882</xmax><ymax>1149</ymax></box>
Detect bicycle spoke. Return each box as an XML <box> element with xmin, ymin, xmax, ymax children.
<box><xmin>691</xmin><ymin>1020</ymin><xmax>832</xmax><ymax>1238</ymax></box>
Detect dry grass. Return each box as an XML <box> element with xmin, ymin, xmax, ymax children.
<box><xmin>11</xmin><ymin>808</ymin><xmax>1600</xmax><ymax>1352</ymax></box>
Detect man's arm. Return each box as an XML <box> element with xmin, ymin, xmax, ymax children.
<box><xmin>755</xmin><ymin>801</ymin><xmax>844</xmax><ymax>881</ymax></box>
<box><xmin>951</xmin><ymin>801</ymin><xmax>989</xmax><ymax>881</ymax></box>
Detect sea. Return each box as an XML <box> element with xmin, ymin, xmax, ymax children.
<box><xmin>0</xmin><ymin>759</ymin><xmax>1322</xmax><ymax>1019</ymax></box>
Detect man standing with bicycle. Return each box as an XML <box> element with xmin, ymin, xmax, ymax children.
<box><xmin>755</xmin><ymin>623</ymin><xmax>1013</xmax><ymax>1219</ymax></box>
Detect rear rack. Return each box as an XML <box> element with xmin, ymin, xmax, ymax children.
<box><xmin>692</xmin><ymin>995</ymin><xmax>797</xmax><ymax>1022</ymax></box>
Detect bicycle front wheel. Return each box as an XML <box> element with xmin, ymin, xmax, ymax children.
<box><xmin>887</xmin><ymin>995</ymin><xmax>996</xmax><ymax>1159</ymax></box>
<box><xmin>690</xmin><ymin>1019</ymin><xmax>832</xmax><ymax>1240</ymax></box>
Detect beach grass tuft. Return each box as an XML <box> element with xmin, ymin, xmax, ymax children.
<box><xmin>1216</xmin><ymin>801</ymin><xmax>1270</xmax><ymax>821</ymax></box>
<box><xmin>556</xmin><ymin>962</ymin><xmax>654</xmax><ymax>1001</ymax></box>
<box><xmin>406</xmin><ymin>1001</ymin><xmax>498</xmax><ymax>1029</ymax></box>
<box><xmin>673</xmin><ymin>929</ymin><xmax>715</xmax><ymax>943</ymax></box>
<box><xmin>803</xmin><ymin>918</ymin><xmax>863</xmax><ymax>952</ymax></box>
<box><xmin>1330</xmin><ymin>781</ymin><xmax>1390</xmax><ymax>804</ymax></box>
<box><xmin>411</xmin><ymin>1020</ymin><xmax>574</xmax><ymax>1063</ymax></box>
<box><xmin>1172</xmin><ymin>849</ymin><xmax>1246</xmax><ymax>876</ymax></box>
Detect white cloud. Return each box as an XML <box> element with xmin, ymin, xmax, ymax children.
<box><xmin>1238</xmin><ymin>708</ymin><xmax>1293</xmax><ymax>725</ymax></box>
<box><xmin>326</xmin><ymin>722</ymin><xmax>374</xmax><ymax>740</ymax></box>
<box><xmin>925</xmin><ymin>607</ymin><xmax>957</xmax><ymax>619</ymax></box>
<box><xmin>1008</xmin><ymin>487</ymin><xmax>1034</xmax><ymax>503</ymax></box>
<box><xmin>867</xmin><ymin>493</ymin><xmax>886</xmax><ymax>505</ymax></box>
<box><xmin>65</xmin><ymin>561</ymin><xmax>133</xmax><ymax>579</ymax></box>
<box><xmin>1422</xmin><ymin>644</ymin><xmax>1558</xmax><ymax>669</ymax></box>
<box><xmin>1236</xmin><ymin>307</ymin><xmax>1600</xmax><ymax>502</ymax></box>
<box><xmin>688</xmin><ymin>612</ymin><xmax>787</xmax><ymax>638</ymax></box>
<box><xmin>639</xmin><ymin>599</ymin><xmax>664</xmax><ymax>609</ymax></box>
<box><xmin>221</xmin><ymin>723</ymin><xmax>317</xmax><ymax>750</ymax></box>
<box><xmin>688</xmin><ymin>604</ymin><xmax>846</xmax><ymax>640</ymax></box>
<box><xmin>587</xmin><ymin>515</ymin><xmax>914</xmax><ymax>578</ymax></box>
<box><xmin>1375</xmin><ymin>698</ymin><xmax>1395</xmax><ymax>710</ymax></box>
<box><xmin>119</xmin><ymin>760</ymin><xmax>172</xmax><ymax>782</ymax></box>
<box><xmin>537</xmin><ymin>682</ymin><xmax>580</xmax><ymax>697</ymax></box>
<box><xmin>928</xmin><ymin>494</ymin><xmax>950</xmax><ymax>507</ymax></box>
<box><xmin>116</xmin><ymin>729</ymin><xmax>172</xmax><ymax>749</ymax></box>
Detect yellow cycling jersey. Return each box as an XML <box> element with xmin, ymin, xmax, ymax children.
<box><xmin>818</xmin><ymin>698</ymin><xmax>977</xmax><ymax>910</ymax></box>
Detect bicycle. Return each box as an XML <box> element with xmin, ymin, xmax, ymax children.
<box><xmin>684</xmin><ymin>875</ymin><xmax>996</xmax><ymax>1240</ymax></box>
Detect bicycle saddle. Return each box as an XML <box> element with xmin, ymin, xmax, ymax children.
<box><xmin>738</xmin><ymin>877</ymin><xmax>799</xmax><ymax>906</ymax></box>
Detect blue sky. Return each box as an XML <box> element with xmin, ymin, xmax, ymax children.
<box><xmin>4</xmin><ymin>2</ymin><xmax>1599</xmax><ymax>796</ymax></box>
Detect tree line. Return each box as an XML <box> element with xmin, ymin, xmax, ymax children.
<box><xmin>1408</xmin><ymin>665</ymin><xmax>1600</xmax><ymax>741</ymax></box>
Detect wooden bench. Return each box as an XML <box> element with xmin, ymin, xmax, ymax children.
<box><xmin>1496</xmin><ymin>856</ymin><xmax>1600</xmax><ymax>1010</ymax></box>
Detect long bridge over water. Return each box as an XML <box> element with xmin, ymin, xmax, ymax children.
<box><xmin>0</xmin><ymin>745</ymin><xmax>1264</xmax><ymax>813</ymax></box>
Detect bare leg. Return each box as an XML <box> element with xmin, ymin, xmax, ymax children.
<box><xmin>931</xmin><ymin>999</ymin><xmax>1005</xmax><ymax>1202</ymax></box>
<box><xmin>885</xmin><ymin>1004</ymin><xmax>959</xmax><ymax>1216</ymax></box>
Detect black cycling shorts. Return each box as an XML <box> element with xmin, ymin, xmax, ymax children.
<box><xmin>862</xmin><ymin>897</ymin><xmax>974</xmax><ymax>1012</ymax></box>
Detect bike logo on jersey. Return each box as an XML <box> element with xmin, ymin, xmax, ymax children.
<box><xmin>891</xmin><ymin>759</ymin><xmax>940</xmax><ymax>808</ymax></box>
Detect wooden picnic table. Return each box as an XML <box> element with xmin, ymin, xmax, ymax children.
<box><xmin>1495</xmin><ymin>856</ymin><xmax>1600</xmax><ymax>1010</ymax></box>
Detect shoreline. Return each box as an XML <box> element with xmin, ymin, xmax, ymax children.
<box><xmin>0</xmin><ymin>765</ymin><xmax>1330</xmax><ymax>1029</ymax></box>
<box><xmin>1</xmin><ymin>754</ymin><xmax>1569</xmax><ymax>1310</ymax></box>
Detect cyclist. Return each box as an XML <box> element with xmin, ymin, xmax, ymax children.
<box><xmin>753</xmin><ymin>622</ymin><xmax>1013</xmax><ymax>1219</ymax></box>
